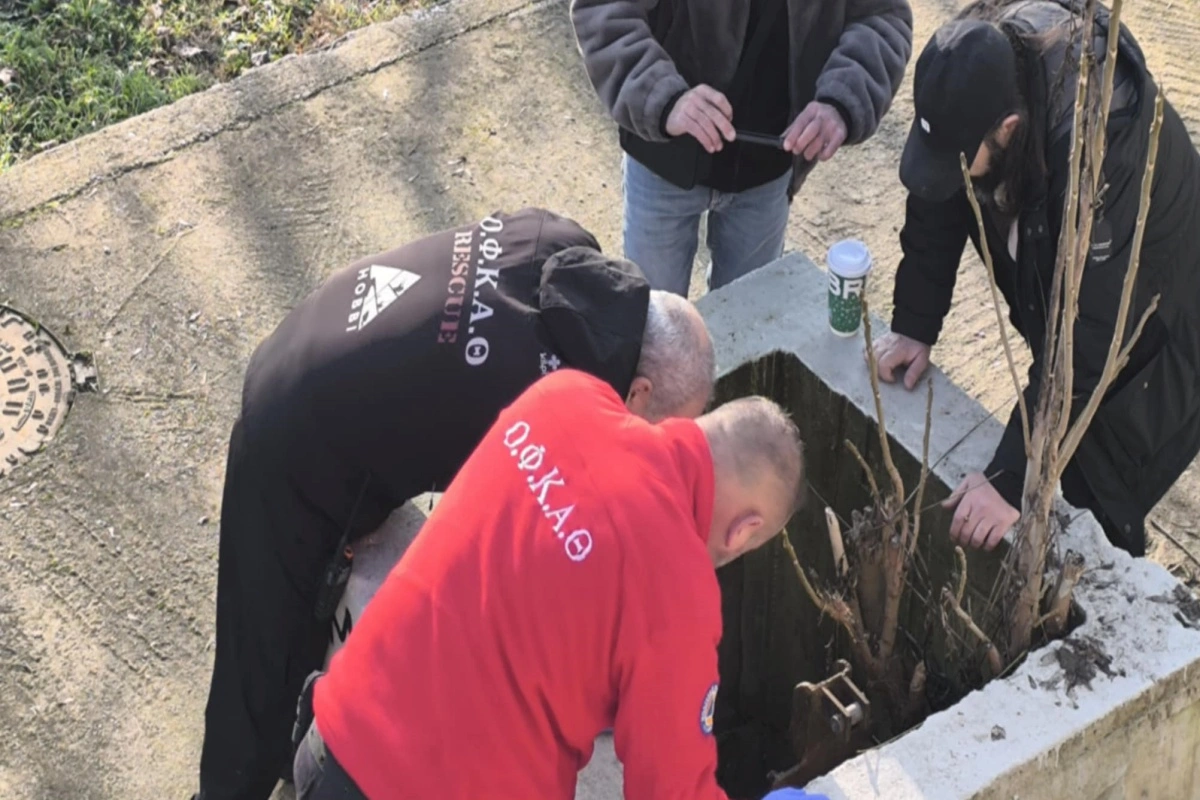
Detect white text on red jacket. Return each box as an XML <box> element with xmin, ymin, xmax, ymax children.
<box><xmin>503</xmin><ymin>420</ymin><xmax>593</xmax><ymax>562</ymax></box>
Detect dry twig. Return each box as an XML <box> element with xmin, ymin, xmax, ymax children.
<box><xmin>959</xmin><ymin>157</ymin><xmax>1031</xmax><ymax>457</ymax></box>
<box><xmin>942</xmin><ymin>587</ymin><xmax>1003</xmax><ymax>676</ymax></box>
<box><xmin>1041</xmin><ymin>550</ymin><xmax>1085</xmax><ymax>638</ymax></box>
<box><xmin>861</xmin><ymin>300</ymin><xmax>906</xmax><ymax>505</ymax></box>
<box><xmin>909</xmin><ymin>379</ymin><xmax>934</xmax><ymax>558</ymax></box>
<box><xmin>1150</xmin><ymin>519</ymin><xmax>1200</xmax><ymax>573</ymax></box>
<box><xmin>846</xmin><ymin>439</ymin><xmax>882</xmax><ymax>506</ymax></box>
<box><xmin>954</xmin><ymin>545</ymin><xmax>968</xmax><ymax>606</ymax></box>
<box><xmin>1058</xmin><ymin>94</ymin><xmax>1165</xmax><ymax>467</ymax></box>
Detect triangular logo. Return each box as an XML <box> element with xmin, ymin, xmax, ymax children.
<box><xmin>355</xmin><ymin>265</ymin><xmax>421</xmax><ymax>331</ymax></box>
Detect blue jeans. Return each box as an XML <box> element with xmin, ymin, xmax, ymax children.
<box><xmin>622</xmin><ymin>153</ymin><xmax>792</xmax><ymax>296</ymax></box>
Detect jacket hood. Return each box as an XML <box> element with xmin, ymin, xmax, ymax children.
<box><xmin>538</xmin><ymin>246</ymin><xmax>650</xmax><ymax>398</ymax></box>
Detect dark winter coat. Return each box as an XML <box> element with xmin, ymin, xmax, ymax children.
<box><xmin>570</xmin><ymin>0</ymin><xmax>913</xmax><ymax>195</ymax></box>
<box><xmin>239</xmin><ymin>208</ymin><xmax>650</xmax><ymax>547</ymax></box>
<box><xmin>890</xmin><ymin>0</ymin><xmax>1200</xmax><ymax>553</ymax></box>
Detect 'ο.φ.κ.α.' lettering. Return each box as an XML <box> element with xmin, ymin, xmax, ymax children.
<box><xmin>502</xmin><ymin>420</ymin><xmax>590</xmax><ymax>561</ymax></box>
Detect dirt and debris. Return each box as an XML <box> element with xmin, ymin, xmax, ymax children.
<box><xmin>1052</xmin><ymin>636</ymin><xmax>1124</xmax><ymax>692</ymax></box>
<box><xmin>990</xmin><ymin>725</ymin><xmax>1006</xmax><ymax>741</ymax></box>
<box><xmin>1148</xmin><ymin>584</ymin><xmax>1200</xmax><ymax>630</ymax></box>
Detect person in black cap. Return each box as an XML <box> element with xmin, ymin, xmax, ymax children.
<box><xmin>871</xmin><ymin>0</ymin><xmax>1200</xmax><ymax>557</ymax></box>
<box><xmin>189</xmin><ymin>207</ymin><xmax>717</xmax><ymax>800</ymax></box>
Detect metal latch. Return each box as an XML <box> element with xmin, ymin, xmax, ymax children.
<box><xmin>768</xmin><ymin>659</ymin><xmax>871</xmax><ymax>790</ymax></box>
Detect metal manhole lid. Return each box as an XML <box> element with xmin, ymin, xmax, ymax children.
<box><xmin>1</xmin><ymin>306</ymin><xmax>97</xmax><ymax>477</ymax></box>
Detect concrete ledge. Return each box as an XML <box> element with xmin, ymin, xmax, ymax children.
<box><xmin>0</xmin><ymin>0</ymin><xmax>540</xmax><ymax>222</ymax></box>
<box><xmin>694</xmin><ymin>254</ymin><xmax>1200</xmax><ymax>800</ymax></box>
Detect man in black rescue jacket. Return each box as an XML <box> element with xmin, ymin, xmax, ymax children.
<box><xmin>872</xmin><ymin>0</ymin><xmax>1200</xmax><ymax>557</ymax></box>
<box><xmin>191</xmin><ymin>207</ymin><xmax>716</xmax><ymax>800</ymax></box>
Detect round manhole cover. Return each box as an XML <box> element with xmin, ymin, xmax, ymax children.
<box><xmin>1</xmin><ymin>306</ymin><xmax>96</xmax><ymax>477</ymax></box>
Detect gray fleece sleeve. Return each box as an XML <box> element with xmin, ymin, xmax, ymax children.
<box><xmin>815</xmin><ymin>0</ymin><xmax>914</xmax><ymax>145</ymax></box>
<box><xmin>570</xmin><ymin>0</ymin><xmax>691</xmax><ymax>142</ymax></box>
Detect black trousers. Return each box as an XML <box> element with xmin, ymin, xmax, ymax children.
<box><xmin>293</xmin><ymin>721</ymin><xmax>368</xmax><ymax>800</ymax></box>
<box><xmin>197</xmin><ymin>419</ymin><xmax>341</xmax><ymax>800</ymax></box>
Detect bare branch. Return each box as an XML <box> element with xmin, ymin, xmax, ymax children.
<box><xmin>780</xmin><ymin>528</ymin><xmax>826</xmax><ymax>613</ymax></box>
<box><xmin>909</xmin><ymin>379</ymin><xmax>934</xmax><ymax>558</ymax></box>
<box><xmin>1058</xmin><ymin>92</ymin><xmax>1166</xmax><ymax>469</ymax></box>
<box><xmin>845</xmin><ymin>439</ymin><xmax>882</xmax><ymax>506</ymax></box>
<box><xmin>1042</xmin><ymin>550</ymin><xmax>1085</xmax><ymax>639</ymax></box>
<box><xmin>780</xmin><ymin>530</ymin><xmax>854</xmax><ymax>631</ymax></box>
<box><xmin>954</xmin><ymin>545</ymin><xmax>968</xmax><ymax>606</ymax></box>
<box><xmin>781</xmin><ymin>528</ymin><xmax>874</xmax><ymax>669</ymax></box>
<box><xmin>1150</xmin><ymin>519</ymin><xmax>1200</xmax><ymax>573</ymax></box>
<box><xmin>1115</xmin><ymin>295</ymin><xmax>1162</xmax><ymax>371</ymax></box>
<box><xmin>1059</xmin><ymin>16</ymin><xmax>1106</xmax><ymax>451</ymax></box>
<box><xmin>960</xmin><ymin>156</ymin><xmax>1032</xmax><ymax>458</ymax></box>
<box><xmin>1090</xmin><ymin>0</ymin><xmax>1126</xmax><ymax>197</ymax></box>
<box><xmin>942</xmin><ymin>586</ymin><xmax>1003</xmax><ymax>676</ymax></box>
<box><xmin>1047</xmin><ymin>0</ymin><xmax>1097</xmax><ymax>363</ymax></box>
<box><xmin>861</xmin><ymin>300</ymin><xmax>906</xmax><ymax>503</ymax></box>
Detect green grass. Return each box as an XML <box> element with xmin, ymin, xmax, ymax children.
<box><xmin>0</xmin><ymin>0</ymin><xmax>418</xmax><ymax>169</ymax></box>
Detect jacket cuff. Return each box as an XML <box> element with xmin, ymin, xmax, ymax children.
<box><xmin>988</xmin><ymin>469</ymin><xmax>1023</xmax><ymax>510</ymax></box>
<box><xmin>637</xmin><ymin>73</ymin><xmax>690</xmax><ymax>143</ymax></box>
<box><xmin>659</xmin><ymin>88</ymin><xmax>689</xmax><ymax>138</ymax></box>
<box><xmin>816</xmin><ymin>96</ymin><xmax>854</xmax><ymax>137</ymax></box>
<box><xmin>985</xmin><ymin>417</ymin><xmax>1028</xmax><ymax>510</ymax></box>
<box><xmin>889</xmin><ymin>308</ymin><xmax>940</xmax><ymax>347</ymax></box>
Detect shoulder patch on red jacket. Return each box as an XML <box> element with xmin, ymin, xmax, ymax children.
<box><xmin>700</xmin><ymin>682</ymin><xmax>718</xmax><ymax>735</ymax></box>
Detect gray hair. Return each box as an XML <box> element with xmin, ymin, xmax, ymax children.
<box><xmin>635</xmin><ymin>290</ymin><xmax>716</xmax><ymax>419</ymax></box>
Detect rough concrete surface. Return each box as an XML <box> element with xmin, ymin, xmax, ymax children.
<box><xmin>0</xmin><ymin>0</ymin><xmax>1196</xmax><ymax>797</ymax></box>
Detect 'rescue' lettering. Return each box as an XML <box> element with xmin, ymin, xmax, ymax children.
<box><xmin>502</xmin><ymin>420</ymin><xmax>588</xmax><ymax>561</ymax></box>
<box><xmin>438</xmin><ymin>231</ymin><xmax>475</xmax><ymax>344</ymax></box>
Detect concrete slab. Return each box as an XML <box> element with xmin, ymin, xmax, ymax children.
<box><xmin>0</xmin><ymin>0</ymin><xmax>1196</xmax><ymax>797</ymax></box>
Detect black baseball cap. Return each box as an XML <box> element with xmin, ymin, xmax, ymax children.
<box><xmin>900</xmin><ymin>19</ymin><xmax>1022</xmax><ymax>202</ymax></box>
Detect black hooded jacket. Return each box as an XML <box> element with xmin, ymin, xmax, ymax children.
<box><xmin>238</xmin><ymin>208</ymin><xmax>650</xmax><ymax>545</ymax></box>
<box><xmin>890</xmin><ymin>0</ymin><xmax>1200</xmax><ymax>552</ymax></box>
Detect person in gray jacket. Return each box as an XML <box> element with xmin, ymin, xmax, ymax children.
<box><xmin>570</xmin><ymin>0</ymin><xmax>913</xmax><ymax>297</ymax></box>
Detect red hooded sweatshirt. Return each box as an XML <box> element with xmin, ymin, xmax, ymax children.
<box><xmin>314</xmin><ymin>368</ymin><xmax>730</xmax><ymax>800</ymax></box>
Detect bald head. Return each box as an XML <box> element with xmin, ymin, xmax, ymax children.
<box><xmin>696</xmin><ymin>396</ymin><xmax>805</xmax><ymax>567</ymax></box>
<box><xmin>626</xmin><ymin>290</ymin><xmax>715</xmax><ymax>422</ymax></box>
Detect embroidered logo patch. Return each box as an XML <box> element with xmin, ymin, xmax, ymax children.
<box><xmin>699</xmin><ymin>682</ymin><xmax>719</xmax><ymax>735</ymax></box>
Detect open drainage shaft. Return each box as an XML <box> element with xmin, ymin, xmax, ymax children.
<box><xmin>0</xmin><ymin>306</ymin><xmax>96</xmax><ymax>476</ymax></box>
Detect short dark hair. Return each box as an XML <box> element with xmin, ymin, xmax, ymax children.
<box><xmin>702</xmin><ymin>396</ymin><xmax>806</xmax><ymax>520</ymax></box>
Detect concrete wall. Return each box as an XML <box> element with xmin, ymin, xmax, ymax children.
<box><xmin>696</xmin><ymin>253</ymin><xmax>1200</xmax><ymax>800</ymax></box>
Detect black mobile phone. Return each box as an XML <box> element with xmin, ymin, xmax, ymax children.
<box><xmin>735</xmin><ymin>130</ymin><xmax>786</xmax><ymax>150</ymax></box>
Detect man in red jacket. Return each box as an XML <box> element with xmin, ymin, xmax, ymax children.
<box><xmin>292</xmin><ymin>368</ymin><xmax>804</xmax><ymax>800</ymax></box>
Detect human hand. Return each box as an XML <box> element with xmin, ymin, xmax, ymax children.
<box><xmin>869</xmin><ymin>332</ymin><xmax>931</xmax><ymax>389</ymax></box>
<box><xmin>942</xmin><ymin>471</ymin><xmax>1020</xmax><ymax>551</ymax></box>
<box><xmin>665</xmin><ymin>85</ymin><xmax>735</xmax><ymax>154</ymax></box>
<box><xmin>782</xmin><ymin>101</ymin><xmax>848</xmax><ymax>161</ymax></box>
